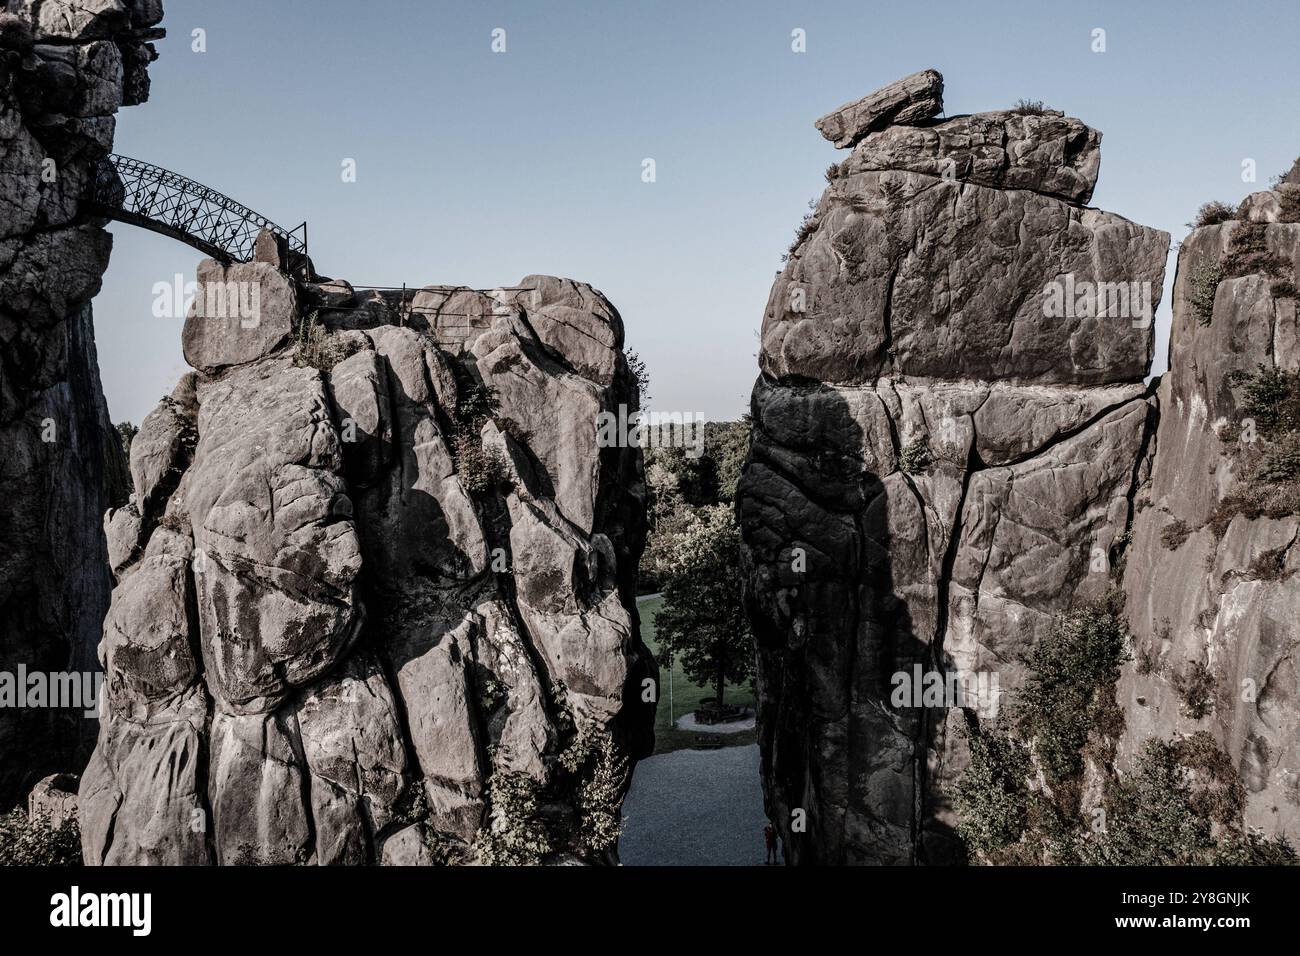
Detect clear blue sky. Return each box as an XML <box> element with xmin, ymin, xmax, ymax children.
<box><xmin>97</xmin><ymin>0</ymin><xmax>1300</xmax><ymax>426</ymax></box>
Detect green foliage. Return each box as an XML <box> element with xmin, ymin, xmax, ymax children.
<box><xmin>1207</xmin><ymin>366</ymin><xmax>1300</xmax><ymax>536</ymax></box>
<box><xmin>1010</xmin><ymin>98</ymin><xmax>1049</xmax><ymax>114</ymax></box>
<box><xmin>1075</xmin><ymin>735</ymin><xmax>1291</xmax><ymax>866</ymax></box>
<box><xmin>454</xmin><ymin>430</ymin><xmax>508</xmax><ymax>495</ymax></box>
<box><xmin>899</xmin><ymin>436</ymin><xmax>932</xmax><ymax>475</ymax></box>
<box><xmin>624</xmin><ymin>348</ymin><xmax>650</xmax><ymax>406</ymax></box>
<box><xmin>708</xmin><ymin>419</ymin><xmax>751</xmax><ymax>503</ymax></box>
<box><xmin>115</xmin><ymin>420</ymin><xmax>138</xmax><ymax>455</ymax></box>
<box><xmin>1189</xmin><ymin>260</ymin><xmax>1222</xmax><ymax>326</ymax></box>
<box><xmin>644</xmin><ymin>419</ymin><xmax>750</xmax><ymax>511</ymax></box>
<box><xmin>952</xmin><ymin>723</ymin><xmax>1031</xmax><ymax>856</ymax></box>
<box><xmin>1258</xmin><ymin>433</ymin><xmax>1300</xmax><ymax>482</ymax></box>
<box><xmin>1172</xmin><ymin>659</ymin><xmax>1216</xmax><ymax>720</ymax></box>
<box><xmin>1160</xmin><ymin>517</ymin><xmax>1191</xmax><ymax>551</ymax></box>
<box><xmin>1208</xmin><ymin>481</ymin><xmax>1300</xmax><ymax>538</ymax></box>
<box><xmin>0</xmin><ymin>809</ymin><xmax>81</xmax><ymax>866</ymax></box>
<box><xmin>641</xmin><ymin>418</ymin><xmax>751</xmax><ymax>591</ymax></box>
<box><xmin>953</xmin><ymin>597</ymin><xmax>1296</xmax><ymax>866</ymax></box>
<box><xmin>455</xmin><ymin>378</ymin><xmax>500</xmax><ymax>426</ymax></box>
<box><xmin>1239</xmin><ymin>365</ymin><xmax>1300</xmax><ymax>437</ymax></box>
<box><xmin>475</xmin><ymin>755</ymin><xmax>553</xmax><ymax>866</ymax></box>
<box><xmin>638</xmin><ymin>595</ymin><xmax>758</xmax><ymax>754</ymax></box>
<box><xmin>1014</xmin><ymin>594</ymin><xmax>1129</xmax><ymax>786</ymax></box>
<box><xmin>1248</xmin><ymin>544</ymin><xmax>1288</xmax><ymax>581</ymax></box>
<box><xmin>293</xmin><ymin>310</ymin><xmax>355</xmax><ymax>370</ymax></box>
<box><xmin>1080</xmin><ymin>739</ymin><xmax>1214</xmax><ymax>865</ymax></box>
<box><xmin>561</xmin><ymin>730</ymin><xmax>629</xmax><ymax>854</ymax></box>
<box><xmin>1220</xmin><ymin>221</ymin><xmax>1287</xmax><ymax>280</ymax></box>
<box><xmin>477</xmin><ymin>671</ymin><xmax>507</xmax><ymax>714</ymax></box>
<box><xmin>1188</xmin><ymin>200</ymin><xmax>1237</xmax><ymax>229</ymax></box>
<box><xmin>451</xmin><ymin>378</ymin><xmax>508</xmax><ymax>496</ymax></box>
<box><xmin>1213</xmin><ymin>827</ymin><xmax>1300</xmax><ymax>865</ymax></box>
<box><xmin>782</xmin><ymin>198</ymin><xmax>820</xmax><ymax>261</ymax></box>
<box><xmin>1276</xmin><ymin>183</ymin><xmax>1300</xmax><ymax>224</ymax></box>
<box><xmin>653</xmin><ymin>505</ymin><xmax>754</xmax><ymax>707</ymax></box>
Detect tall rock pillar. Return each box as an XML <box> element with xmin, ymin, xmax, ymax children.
<box><xmin>0</xmin><ymin>0</ymin><xmax>163</xmax><ymax>807</ymax></box>
<box><xmin>737</xmin><ymin>70</ymin><xmax>1169</xmax><ymax>863</ymax></box>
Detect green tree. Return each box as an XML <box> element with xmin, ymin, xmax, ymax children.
<box><xmin>115</xmin><ymin>420</ymin><xmax>138</xmax><ymax>455</ymax></box>
<box><xmin>705</xmin><ymin>417</ymin><xmax>751</xmax><ymax>503</ymax></box>
<box><xmin>653</xmin><ymin>505</ymin><xmax>754</xmax><ymax>708</ymax></box>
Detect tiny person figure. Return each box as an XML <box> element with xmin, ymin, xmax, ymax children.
<box><xmin>764</xmin><ymin>823</ymin><xmax>778</xmax><ymax>865</ymax></box>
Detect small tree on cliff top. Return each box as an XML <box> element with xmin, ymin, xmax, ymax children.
<box><xmin>653</xmin><ymin>504</ymin><xmax>754</xmax><ymax>708</ymax></box>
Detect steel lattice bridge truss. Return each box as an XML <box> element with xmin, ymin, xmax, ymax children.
<box><xmin>85</xmin><ymin>154</ymin><xmax>307</xmax><ymax>264</ymax></box>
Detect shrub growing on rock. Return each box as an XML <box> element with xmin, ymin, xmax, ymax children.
<box><xmin>1188</xmin><ymin>200</ymin><xmax>1236</xmax><ymax>229</ymax></box>
<box><xmin>1207</xmin><ymin>365</ymin><xmax>1300</xmax><ymax>536</ymax></box>
<box><xmin>1189</xmin><ymin>260</ymin><xmax>1222</xmax><ymax>326</ymax></box>
<box><xmin>899</xmin><ymin>437</ymin><xmax>932</xmax><ymax>475</ymax></box>
<box><xmin>561</xmin><ymin>730</ymin><xmax>629</xmax><ymax>854</ymax></box>
<box><xmin>956</xmin><ymin>626</ymin><xmax>1295</xmax><ymax>865</ymax></box>
<box><xmin>475</xmin><ymin>758</ymin><xmax>553</xmax><ymax>866</ymax></box>
<box><xmin>1276</xmin><ymin>183</ymin><xmax>1300</xmax><ymax>223</ymax></box>
<box><xmin>1010</xmin><ymin>98</ymin><xmax>1050</xmax><ymax>114</ymax></box>
<box><xmin>1160</xmin><ymin>517</ymin><xmax>1191</xmax><ymax>550</ymax></box>
<box><xmin>1221</xmin><ymin>221</ymin><xmax>1287</xmax><ymax>280</ymax></box>
<box><xmin>952</xmin><ymin>722</ymin><xmax>1032</xmax><ymax>856</ymax></box>
<box><xmin>293</xmin><ymin>310</ymin><xmax>355</xmax><ymax>370</ymax></box>
<box><xmin>1015</xmin><ymin>593</ymin><xmax>1130</xmax><ymax>786</ymax></box>
<box><xmin>1172</xmin><ymin>659</ymin><xmax>1216</xmax><ymax>720</ymax></box>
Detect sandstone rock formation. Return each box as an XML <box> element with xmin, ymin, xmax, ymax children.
<box><xmin>738</xmin><ymin>72</ymin><xmax>1169</xmax><ymax>863</ymax></box>
<box><xmin>815</xmin><ymin>68</ymin><xmax>944</xmax><ymax>149</ymax></box>
<box><xmin>0</xmin><ymin>0</ymin><xmax>161</xmax><ymax>807</ymax></box>
<box><xmin>1117</xmin><ymin>186</ymin><xmax>1300</xmax><ymax>839</ymax></box>
<box><xmin>81</xmin><ymin>242</ymin><xmax>654</xmax><ymax>865</ymax></box>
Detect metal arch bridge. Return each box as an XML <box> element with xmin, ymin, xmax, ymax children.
<box><xmin>85</xmin><ymin>154</ymin><xmax>308</xmax><ymax>265</ymax></box>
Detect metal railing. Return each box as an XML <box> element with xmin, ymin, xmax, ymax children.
<box><xmin>85</xmin><ymin>154</ymin><xmax>307</xmax><ymax>264</ymax></box>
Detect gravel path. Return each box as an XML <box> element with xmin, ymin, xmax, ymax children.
<box><xmin>619</xmin><ymin>744</ymin><xmax>768</xmax><ymax>866</ymax></box>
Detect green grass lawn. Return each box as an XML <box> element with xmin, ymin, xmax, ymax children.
<box><xmin>637</xmin><ymin>595</ymin><xmax>757</xmax><ymax>755</ymax></box>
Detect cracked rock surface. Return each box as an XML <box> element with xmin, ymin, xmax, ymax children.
<box><xmin>81</xmin><ymin>261</ymin><xmax>655</xmax><ymax>864</ymax></box>
<box><xmin>738</xmin><ymin>71</ymin><xmax>1169</xmax><ymax>864</ymax></box>
<box><xmin>0</xmin><ymin>0</ymin><xmax>159</xmax><ymax>806</ymax></box>
<box><xmin>1117</xmin><ymin>210</ymin><xmax>1300</xmax><ymax>839</ymax></box>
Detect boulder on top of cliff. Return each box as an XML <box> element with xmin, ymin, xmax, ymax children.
<box><xmin>181</xmin><ymin>258</ymin><xmax>298</xmax><ymax>373</ymax></box>
<box><xmin>815</xmin><ymin>69</ymin><xmax>944</xmax><ymax>148</ymax></box>
<box><xmin>762</xmin><ymin>169</ymin><xmax>1168</xmax><ymax>386</ymax></box>
<box><xmin>1238</xmin><ymin>190</ymin><xmax>1281</xmax><ymax>222</ymax></box>
<box><xmin>844</xmin><ymin>109</ymin><xmax>1102</xmax><ymax>204</ymax></box>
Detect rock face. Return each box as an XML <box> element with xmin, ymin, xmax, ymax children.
<box><xmin>1117</xmin><ymin>204</ymin><xmax>1300</xmax><ymax>838</ymax></box>
<box><xmin>81</xmin><ymin>257</ymin><xmax>654</xmax><ymax>865</ymax></box>
<box><xmin>815</xmin><ymin>68</ymin><xmax>944</xmax><ymax>148</ymax></box>
<box><xmin>0</xmin><ymin>0</ymin><xmax>160</xmax><ymax>807</ymax></box>
<box><xmin>738</xmin><ymin>72</ymin><xmax>1169</xmax><ymax>863</ymax></box>
<box><xmin>28</xmin><ymin>772</ymin><xmax>78</xmax><ymax>828</ymax></box>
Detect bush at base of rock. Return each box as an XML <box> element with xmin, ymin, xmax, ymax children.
<box><xmin>0</xmin><ymin>809</ymin><xmax>81</xmax><ymax>866</ymax></box>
